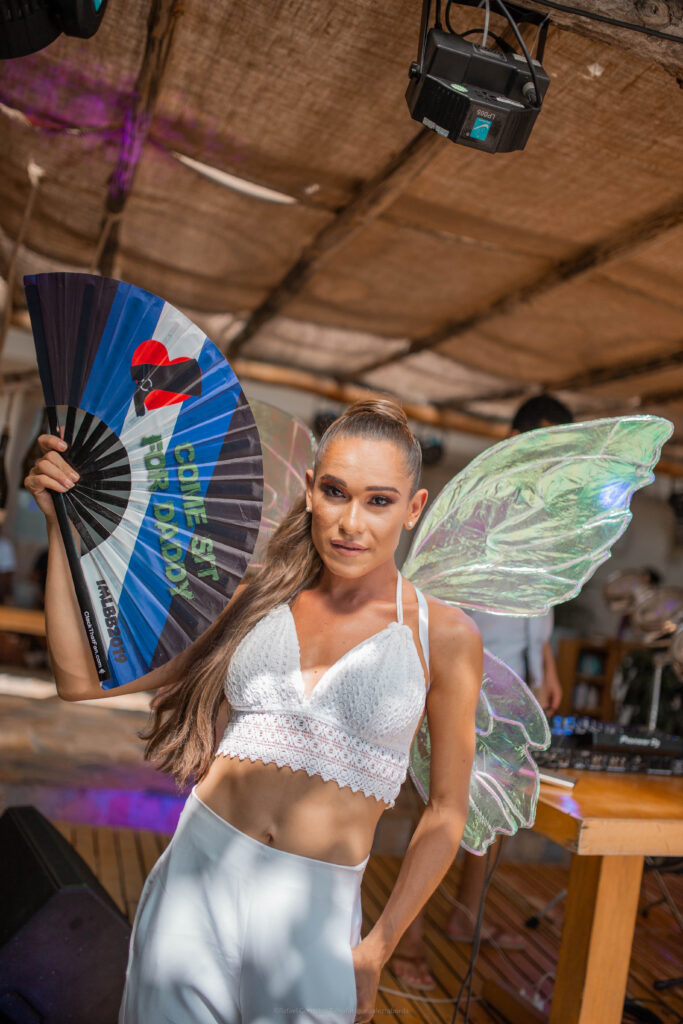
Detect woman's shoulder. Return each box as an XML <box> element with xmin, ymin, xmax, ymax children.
<box><xmin>421</xmin><ymin>591</ymin><xmax>483</xmax><ymax>661</ymax></box>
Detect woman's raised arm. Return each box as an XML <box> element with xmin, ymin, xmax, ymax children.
<box><xmin>24</xmin><ymin>432</ymin><xmax>242</xmax><ymax>702</ymax></box>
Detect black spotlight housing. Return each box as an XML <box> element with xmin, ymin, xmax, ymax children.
<box><xmin>313</xmin><ymin>410</ymin><xmax>339</xmax><ymax>440</ymax></box>
<box><xmin>406</xmin><ymin>0</ymin><xmax>550</xmax><ymax>153</ymax></box>
<box><xmin>0</xmin><ymin>0</ymin><xmax>108</xmax><ymax>59</ymax></box>
<box><xmin>419</xmin><ymin>437</ymin><xmax>443</xmax><ymax>467</ymax></box>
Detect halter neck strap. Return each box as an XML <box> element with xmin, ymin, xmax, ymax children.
<box><xmin>396</xmin><ymin>570</ymin><xmax>403</xmax><ymax>624</ymax></box>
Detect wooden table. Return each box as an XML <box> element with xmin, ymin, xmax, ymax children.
<box><xmin>533</xmin><ymin>772</ymin><xmax>683</xmax><ymax>1024</ymax></box>
<box><xmin>0</xmin><ymin>606</ymin><xmax>45</xmax><ymax>636</ymax></box>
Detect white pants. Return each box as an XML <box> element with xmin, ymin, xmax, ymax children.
<box><xmin>119</xmin><ymin>787</ymin><xmax>367</xmax><ymax>1024</ymax></box>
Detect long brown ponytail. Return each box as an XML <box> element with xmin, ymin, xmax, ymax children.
<box><xmin>141</xmin><ymin>396</ymin><xmax>421</xmax><ymax>787</ymax></box>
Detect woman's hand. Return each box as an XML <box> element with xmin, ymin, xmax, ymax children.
<box><xmin>351</xmin><ymin>939</ymin><xmax>382</xmax><ymax>1024</ymax></box>
<box><xmin>23</xmin><ymin>432</ymin><xmax>79</xmax><ymax>521</ymax></box>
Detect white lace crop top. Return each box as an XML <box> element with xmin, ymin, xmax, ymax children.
<box><xmin>216</xmin><ymin>571</ymin><xmax>431</xmax><ymax>807</ymax></box>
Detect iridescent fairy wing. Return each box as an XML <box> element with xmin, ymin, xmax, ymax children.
<box><xmin>408</xmin><ymin>651</ymin><xmax>550</xmax><ymax>854</ymax></box>
<box><xmin>249</xmin><ymin>399</ymin><xmax>317</xmax><ymax>568</ymax></box>
<box><xmin>404</xmin><ymin>414</ymin><xmax>672</xmax><ymax>853</ymax></box>
<box><xmin>402</xmin><ymin>416</ymin><xmax>673</xmax><ymax>615</ymax></box>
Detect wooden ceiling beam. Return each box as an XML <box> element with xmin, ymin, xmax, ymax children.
<box><xmin>441</xmin><ymin>344</ymin><xmax>683</xmax><ymax>410</ymax></box>
<box><xmin>232</xmin><ymin>356</ymin><xmax>508</xmax><ymax>439</ymax></box>
<box><xmin>96</xmin><ymin>0</ymin><xmax>183</xmax><ymax>277</ymax></box>
<box><xmin>226</xmin><ymin>129</ymin><xmax>442</xmax><ymax>359</ymax></box>
<box><xmin>232</xmin><ymin>356</ymin><xmax>683</xmax><ymax>474</ymax></box>
<box><xmin>640</xmin><ymin>385</ymin><xmax>683</xmax><ymax>406</ymax></box>
<box><xmin>518</xmin><ymin>1</ymin><xmax>683</xmax><ymax>75</ymax></box>
<box><xmin>3</xmin><ymin>342</ymin><xmax>681</xmax><ymax>474</ymax></box>
<box><xmin>344</xmin><ymin>192</ymin><xmax>683</xmax><ymax>381</ymax></box>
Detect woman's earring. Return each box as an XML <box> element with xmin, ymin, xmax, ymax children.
<box><xmin>306</xmin><ymin>505</ymin><xmax>312</xmax><ymax>513</ymax></box>
<box><xmin>407</xmin><ymin>520</ymin><xmax>413</xmax><ymax>528</ymax></box>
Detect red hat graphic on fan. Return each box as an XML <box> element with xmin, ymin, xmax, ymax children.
<box><xmin>131</xmin><ymin>339</ymin><xmax>202</xmax><ymax>417</ymax></box>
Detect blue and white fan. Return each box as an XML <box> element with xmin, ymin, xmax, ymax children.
<box><xmin>24</xmin><ymin>272</ymin><xmax>263</xmax><ymax>688</ymax></box>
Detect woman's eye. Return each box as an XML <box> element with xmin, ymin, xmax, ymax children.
<box><xmin>319</xmin><ymin>484</ymin><xmax>392</xmax><ymax>506</ymax></box>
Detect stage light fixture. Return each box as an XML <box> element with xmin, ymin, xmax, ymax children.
<box><xmin>406</xmin><ymin>0</ymin><xmax>551</xmax><ymax>153</ymax></box>
<box><xmin>0</xmin><ymin>0</ymin><xmax>108</xmax><ymax>60</ymax></box>
<box><xmin>419</xmin><ymin>437</ymin><xmax>443</xmax><ymax>466</ymax></box>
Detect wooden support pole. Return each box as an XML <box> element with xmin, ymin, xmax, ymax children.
<box><xmin>0</xmin><ymin>162</ymin><xmax>45</xmax><ymax>368</ymax></box>
<box><xmin>227</xmin><ymin>129</ymin><xmax>442</xmax><ymax>359</ymax></box>
<box><xmin>97</xmin><ymin>0</ymin><xmax>183</xmax><ymax>277</ymax></box>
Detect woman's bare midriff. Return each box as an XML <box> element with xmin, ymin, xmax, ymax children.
<box><xmin>194</xmin><ymin>752</ymin><xmax>387</xmax><ymax>866</ymax></box>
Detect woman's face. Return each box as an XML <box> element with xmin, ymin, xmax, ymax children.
<box><xmin>305</xmin><ymin>436</ymin><xmax>428</xmax><ymax>579</ymax></box>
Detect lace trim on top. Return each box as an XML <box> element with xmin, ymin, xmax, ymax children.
<box><xmin>216</xmin><ymin>709</ymin><xmax>407</xmax><ymax>807</ymax></box>
<box><xmin>216</xmin><ymin>571</ymin><xmax>428</xmax><ymax>807</ymax></box>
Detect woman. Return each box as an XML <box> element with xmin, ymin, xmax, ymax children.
<box><xmin>25</xmin><ymin>398</ymin><xmax>483</xmax><ymax>1024</ymax></box>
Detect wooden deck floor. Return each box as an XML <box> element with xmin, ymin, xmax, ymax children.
<box><xmin>53</xmin><ymin>820</ymin><xmax>683</xmax><ymax>1023</ymax></box>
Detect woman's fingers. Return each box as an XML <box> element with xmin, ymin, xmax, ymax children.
<box><xmin>38</xmin><ymin>432</ymin><xmax>68</xmax><ymax>455</ymax></box>
<box><xmin>27</xmin><ymin>472</ymin><xmax>71</xmax><ymax>494</ymax></box>
<box><xmin>24</xmin><ymin>458</ymin><xmax>79</xmax><ymax>501</ymax></box>
<box><xmin>23</xmin><ymin>428</ymin><xmax>79</xmax><ymax>520</ymax></box>
<box><xmin>33</xmin><ymin>446</ymin><xmax>79</xmax><ymax>486</ymax></box>
<box><xmin>35</xmin><ymin>453</ymin><xmax>79</xmax><ymax>488</ymax></box>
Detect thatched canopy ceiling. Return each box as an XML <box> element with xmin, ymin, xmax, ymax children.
<box><xmin>1</xmin><ymin>0</ymin><xmax>682</xmax><ymax>465</ymax></box>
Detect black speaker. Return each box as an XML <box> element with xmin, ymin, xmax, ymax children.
<box><xmin>0</xmin><ymin>805</ymin><xmax>131</xmax><ymax>1024</ymax></box>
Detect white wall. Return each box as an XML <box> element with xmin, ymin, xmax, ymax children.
<box><xmin>554</xmin><ymin>488</ymin><xmax>681</xmax><ymax>639</ymax></box>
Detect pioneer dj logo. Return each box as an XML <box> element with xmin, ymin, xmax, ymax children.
<box><xmin>131</xmin><ymin>340</ymin><xmax>203</xmax><ymax>417</ymax></box>
<box><xmin>96</xmin><ymin>579</ymin><xmax>127</xmax><ymax>663</ymax></box>
<box><xmin>619</xmin><ymin>733</ymin><xmax>661</xmax><ymax>749</ymax></box>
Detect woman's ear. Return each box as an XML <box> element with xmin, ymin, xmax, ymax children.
<box><xmin>304</xmin><ymin>468</ymin><xmax>314</xmax><ymax>510</ymax></box>
<box><xmin>408</xmin><ymin>487</ymin><xmax>429</xmax><ymax>528</ymax></box>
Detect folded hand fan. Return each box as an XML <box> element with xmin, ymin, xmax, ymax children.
<box><xmin>24</xmin><ymin>272</ymin><xmax>263</xmax><ymax>689</ymax></box>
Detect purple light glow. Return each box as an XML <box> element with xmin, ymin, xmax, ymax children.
<box><xmin>1</xmin><ymin>59</ymin><xmax>134</xmax><ymax>130</ymax></box>
<box><xmin>3</xmin><ymin>783</ymin><xmax>189</xmax><ymax>834</ymax></box>
<box><xmin>2</xmin><ymin>58</ymin><xmax>252</xmax><ymax>194</ymax></box>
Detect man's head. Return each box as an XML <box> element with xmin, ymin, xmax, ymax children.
<box><xmin>510</xmin><ymin>394</ymin><xmax>573</xmax><ymax>435</ymax></box>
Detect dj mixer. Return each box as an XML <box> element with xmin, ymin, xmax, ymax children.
<box><xmin>534</xmin><ymin>717</ymin><xmax>683</xmax><ymax>776</ymax></box>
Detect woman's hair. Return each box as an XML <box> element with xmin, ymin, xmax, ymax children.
<box><xmin>314</xmin><ymin>397</ymin><xmax>422</xmax><ymax>496</ymax></box>
<box><xmin>141</xmin><ymin>395</ymin><xmax>421</xmax><ymax>786</ymax></box>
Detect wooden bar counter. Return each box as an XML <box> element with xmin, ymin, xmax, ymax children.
<box><xmin>533</xmin><ymin>772</ymin><xmax>683</xmax><ymax>1024</ymax></box>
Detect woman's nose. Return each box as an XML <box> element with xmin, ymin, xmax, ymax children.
<box><xmin>339</xmin><ymin>501</ymin><xmax>362</xmax><ymax>533</ymax></box>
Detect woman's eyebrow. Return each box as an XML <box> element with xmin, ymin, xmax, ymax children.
<box><xmin>319</xmin><ymin>473</ymin><xmax>400</xmax><ymax>495</ymax></box>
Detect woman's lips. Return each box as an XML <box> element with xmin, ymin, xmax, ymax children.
<box><xmin>331</xmin><ymin>540</ymin><xmax>367</xmax><ymax>556</ymax></box>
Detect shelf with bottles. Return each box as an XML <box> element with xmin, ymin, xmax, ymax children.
<box><xmin>557</xmin><ymin>637</ymin><xmax>626</xmax><ymax>721</ymax></box>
